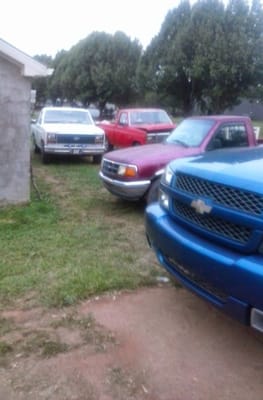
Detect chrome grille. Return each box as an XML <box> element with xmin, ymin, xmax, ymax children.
<box><xmin>102</xmin><ymin>159</ymin><xmax>119</xmax><ymax>175</ymax></box>
<box><xmin>173</xmin><ymin>200</ymin><xmax>251</xmax><ymax>244</ymax></box>
<box><xmin>147</xmin><ymin>131</ymin><xmax>170</xmax><ymax>143</ymax></box>
<box><xmin>57</xmin><ymin>134</ymin><xmax>99</xmax><ymax>144</ymax></box>
<box><xmin>175</xmin><ymin>174</ymin><xmax>263</xmax><ymax>216</ymax></box>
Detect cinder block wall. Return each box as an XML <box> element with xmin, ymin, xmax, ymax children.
<box><xmin>0</xmin><ymin>57</ymin><xmax>31</xmax><ymax>205</ymax></box>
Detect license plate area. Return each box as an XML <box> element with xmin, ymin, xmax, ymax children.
<box><xmin>164</xmin><ymin>255</ymin><xmax>227</xmax><ymax>301</ymax></box>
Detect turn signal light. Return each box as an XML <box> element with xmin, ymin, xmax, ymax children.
<box><xmin>118</xmin><ymin>164</ymin><xmax>137</xmax><ymax>177</ymax></box>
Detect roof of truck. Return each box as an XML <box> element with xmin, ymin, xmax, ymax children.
<box><xmin>188</xmin><ymin>115</ymin><xmax>251</xmax><ymax>122</ymax></box>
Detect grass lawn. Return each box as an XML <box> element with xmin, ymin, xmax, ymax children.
<box><xmin>0</xmin><ymin>154</ymin><xmax>160</xmax><ymax>309</ymax></box>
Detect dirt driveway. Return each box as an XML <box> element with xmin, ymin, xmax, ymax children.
<box><xmin>1</xmin><ymin>283</ymin><xmax>263</xmax><ymax>400</ymax></box>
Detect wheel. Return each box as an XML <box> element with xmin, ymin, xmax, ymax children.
<box><xmin>93</xmin><ymin>154</ymin><xmax>102</xmax><ymax>164</ymax></box>
<box><xmin>105</xmin><ymin>137</ymin><xmax>114</xmax><ymax>152</ymax></box>
<box><xmin>146</xmin><ymin>178</ymin><xmax>161</xmax><ymax>204</ymax></box>
<box><xmin>32</xmin><ymin>135</ymin><xmax>40</xmax><ymax>153</ymax></box>
<box><xmin>132</xmin><ymin>141</ymin><xmax>141</xmax><ymax>146</ymax></box>
<box><xmin>41</xmin><ymin>143</ymin><xmax>50</xmax><ymax>164</ymax></box>
<box><xmin>34</xmin><ymin>143</ymin><xmax>40</xmax><ymax>154</ymax></box>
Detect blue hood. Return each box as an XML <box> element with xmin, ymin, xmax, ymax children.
<box><xmin>169</xmin><ymin>146</ymin><xmax>263</xmax><ymax>194</ymax></box>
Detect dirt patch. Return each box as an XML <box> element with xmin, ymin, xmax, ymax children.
<box><xmin>1</xmin><ymin>285</ymin><xmax>263</xmax><ymax>400</ymax></box>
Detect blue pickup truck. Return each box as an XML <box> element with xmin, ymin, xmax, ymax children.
<box><xmin>145</xmin><ymin>146</ymin><xmax>263</xmax><ymax>332</ymax></box>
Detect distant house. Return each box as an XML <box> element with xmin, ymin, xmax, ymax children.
<box><xmin>0</xmin><ymin>39</ymin><xmax>52</xmax><ymax>206</ymax></box>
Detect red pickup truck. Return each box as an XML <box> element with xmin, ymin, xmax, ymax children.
<box><xmin>98</xmin><ymin>108</ymin><xmax>175</xmax><ymax>151</ymax></box>
<box><xmin>99</xmin><ymin>115</ymin><xmax>262</xmax><ymax>204</ymax></box>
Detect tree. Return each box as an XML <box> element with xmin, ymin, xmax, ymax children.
<box><xmin>200</xmin><ymin>0</ymin><xmax>257</xmax><ymax>113</ymax></box>
<box><xmin>32</xmin><ymin>54</ymin><xmax>53</xmax><ymax>107</ymax></box>
<box><xmin>49</xmin><ymin>32</ymin><xmax>142</xmax><ymax>111</ymax></box>
<box><xmin>139</xmin><ymin>0</ymin><xmax>263</xmax><ymax>115</ymax></box>
<box><xmin>47</xmin><ymin>50</ymin><xmax>68</xmax><ymax>103</ymax></box>
<box><xmin>138</xmin><ymin>0</ymin><xmax>194</xmax><ymax>113</ymax></box>
<box><xmin>243</xmin><ymin>0</ymin><xmax>263</xmax><ymax>102</ymax></box>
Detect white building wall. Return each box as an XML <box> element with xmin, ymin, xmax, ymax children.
<box><xmin>0</xmin><ymin>56</ymin><xmax>31</xmax><ymax>205</ymax></box>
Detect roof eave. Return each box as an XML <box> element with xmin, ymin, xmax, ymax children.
<box><xmin>0</xmin><ymin>38</ymin><xmax>53</xmax><ymax>77</ymax></box>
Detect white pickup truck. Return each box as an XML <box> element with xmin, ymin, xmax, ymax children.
<box><xmin>31</xmin><ymin>107</ymin><xmax>106</xmax><ymax>164</ymax></box>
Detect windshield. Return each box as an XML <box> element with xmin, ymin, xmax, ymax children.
<box><xmin>130</xmin><ymin>110</ymin><xmax>172</xmax><ymax>125</ymax></box>
<box><xmin>166</xmin><ymin>118</ymin><xmax>215</xmax><ymax>147</ymax></box>
<box><xmin>44</xmin><ymin>109</ymin><xmax>93</xmax><ymax>124</ymax></box>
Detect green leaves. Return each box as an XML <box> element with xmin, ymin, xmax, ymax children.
<box><xmin>48</xmin><ymin>31</ymin><xmax>142</xmax><ymax>110</ymax></box>
<box><xmin>140</xmin><ymin>0</ymin><xmax>263</xmax><ymax>115</ymax></box>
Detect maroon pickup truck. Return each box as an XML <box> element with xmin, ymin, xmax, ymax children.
<box><xmin>99</xmin><ymin>115</ymin><xmax>262</xmax><ymax>204</ymax></box>
<box><xmin>98</xmin><ymin>108</ymin><xmax>175</xmax><ymax>151</ymax></box>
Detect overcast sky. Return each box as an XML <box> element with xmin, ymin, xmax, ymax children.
<box><xmin>1</xmin><ymin>0</ymin><xmax>184</xmax><ymax>57</ymax></box>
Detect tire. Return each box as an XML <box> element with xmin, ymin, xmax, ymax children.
<box><xmin>105</xmin><ymin>137</ymin><xmax>114</xmax><ymax>152</ymax></box>
<box><xmin>41</xmin><ymin>144</ymin><xmax>50</xmax><ymax>164</ymax></box>
<box><xmin>132</xmin><ymin>141</ymin><xmax>141</xmax><ymax>146</ymax></box>
<box><xmin>146</xmin><ymin>178</ymin><xmax>161</xmax><ymax>204</ymax></box>
<box><xmin>32</xmin><ymin>135</ymin><xmax>40</xmax><ymax>153</ymax></box>
<box><xmin>34</xmin><ymin>144</ymin><xmax>40</xmax><ymax>154</ymax></box>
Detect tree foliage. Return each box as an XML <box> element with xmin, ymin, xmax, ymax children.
<box><xmin>48</xmin><ymin>31</ymin><xmax>142</xmax><ymax>110</ymax></box>
<box><xmin>32</xmin><ymin>55</ymin><xmax>53</xmax><ymax>106</ymax></box>
<box><xmin>138</xmin><ymin>1</ymin><xmax>193</xmax><ymax>113</ymax></box>
<box><xmin>139</xmin><ymin>0</ymin><xmax>263</xmax><ymax>115</ymax></box>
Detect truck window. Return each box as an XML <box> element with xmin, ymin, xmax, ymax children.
<box><xmin>166</xmin><ymin>119</ymin><xmax>215</xmax><ymax>147</ymax></box>
<box><xmin>208</xmin><ymin>123</ymin><xmax>249</xmax><ymax>150</ymax></box>
<box><xmin>119</xmin><ymin>113</ymin><xmax>128</xmax><ymax>125</ymax></box>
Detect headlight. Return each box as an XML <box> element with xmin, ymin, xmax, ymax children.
<box><xmin>117</xmin><ymin>164</ymin><xmax>137</xmax><ymax>177</ymax></box>
<box><xmin>159</xmin><ymin>189</ymin><xmax>169</xmax><ymax>209</ymax></box>
<box><xmin>95</xmin><ymin>135</ymin><xmax>104</xmax><ymax>144</ymax></box>
<box><xmin>147</xmin><ymin>135</ymin><xmax>154</xmax><ymax>143</ymax></box>
<box><xmin>161</xmin><ymin>164</ymin><xmax>173</xmax><ymax>186</ymax></box>
<box><xmin>47</xmin><ymin>133</ymin><xmax>57</xmax><ymax>143</ymax></box>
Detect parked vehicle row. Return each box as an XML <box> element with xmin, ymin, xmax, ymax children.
<box><xmin>99</xmin><ymin>114</ymin><xmax>263</xmax><ymax>333</ymax></box>
<box><xmin>31</xmin><ymin>106</ymin><xmax>174</xmax><ymax>165</ymax></box>
<box><xmin>31</xmin><ymin>107</ymin><xmax>263</xmax><ymax>333</ymax></box>
<box><xmin>99</xmin><ymin>115</ymin><xmax>261</xmax><ymax>204</ymax></box>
